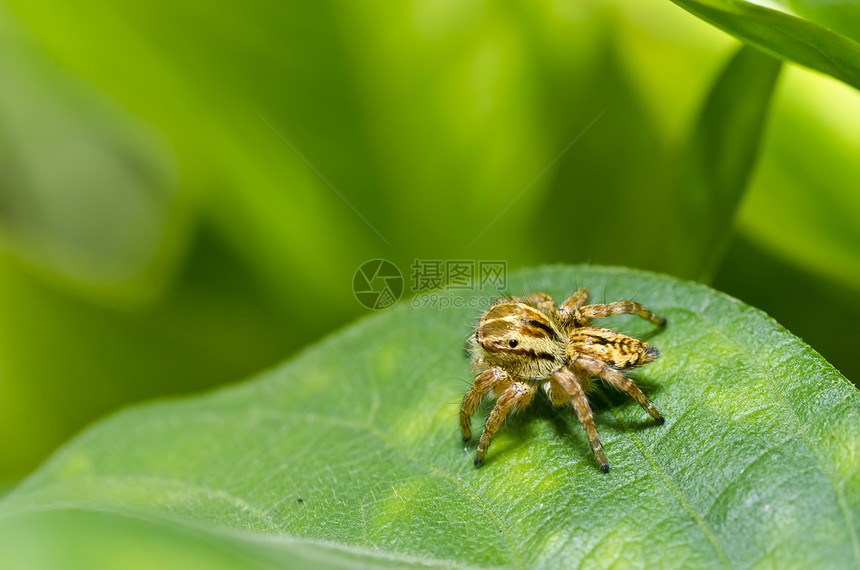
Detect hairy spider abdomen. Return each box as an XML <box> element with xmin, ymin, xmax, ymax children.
<box><xmin>568</xmin><ymin>327</ymin><xmax>659</xmax><ymax>369</ymax></box>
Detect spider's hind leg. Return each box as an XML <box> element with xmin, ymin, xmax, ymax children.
<box><xmin>551</xmin><ymin>365</ymin><xmax>609</xmax><ymax>473</ymax></box>
<box><xmin>579</xmin><ymin>299</ymin><xmax>666</xmax><ymax>327</ymax></box>
<box><xmin>574</xmin><ymin>354</ymin><xmax>664</xmax><ymax>423</ymax></box>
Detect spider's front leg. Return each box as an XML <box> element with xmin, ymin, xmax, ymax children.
<box><xmin>474</xmin><ymin>381</ymin><xmax>535</xmax><ymax>466</ymax></box>
<box><xmin>460</xmin><ymin>367</ymin><xmax>510</xmax><ymax>442</ymax></box>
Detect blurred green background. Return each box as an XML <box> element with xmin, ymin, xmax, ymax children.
<box><xmin>1</xmin><ymin>0</ymin><xmax>859</xmax><ymax>487</ymax></box>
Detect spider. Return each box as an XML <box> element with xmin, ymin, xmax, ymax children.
<box><xmin>460</xmin><ymin>288</ymin><xmax>666</xmax><ymax>472</ymax></box>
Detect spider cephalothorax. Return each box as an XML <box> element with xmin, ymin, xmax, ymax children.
<box><xmin>460</xmin><ymin>289</ymin><xmax>666</xmax><ymax>472</ymax></box>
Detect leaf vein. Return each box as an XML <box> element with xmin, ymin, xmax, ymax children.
<box><xmin>691</xmin><ymin>309</ymin><xmax>860</xmax><ymax>565</ymax></box>
<box><xmin>599</xmin><ymin>392</ymin><xmax>732</xmax><ymax>568</ymax></box>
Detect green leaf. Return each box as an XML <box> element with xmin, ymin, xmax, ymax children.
<box><xmin>669</xmin><ymin>0</ymin><xmax>860</xmax><ymax>92</ymax></box>
<box><xmin>0</xmin><ymin>509</ymin><xmax>421</xmax><ymax>570</ymax></box>
<box><xmin>2</xmin><ymin>265</ymin><xmax>858</xmax><ymax>568</ymax></box>
<box><xmin>675</xmin><ymin>45</ymin><xmax>782</xmax><ymax>280</ymax></box>
<box><xmin>785</xmin><ymin>0</ymin><xmax>860</xmax><ymax>45</ymax></box>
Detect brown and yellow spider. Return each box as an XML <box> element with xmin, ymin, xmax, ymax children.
<box><xmin>460</xmin><ymin>288</ymin><xmax>666</xmax><ymax>472</ymax></box>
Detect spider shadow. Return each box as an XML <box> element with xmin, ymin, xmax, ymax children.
<box><xmin>589</xmin><ymin>375</ymin><xmax>664</xmax><ymax>433</ymax></box>
<box><xmin>462</xmin><ymin>395</ymin><xmax>586</xmax><ymax>468</ymax></box>
<box><xmin>464</xmin><ymin>376</ymin><xmax>663</xmax><ymax>467</ymax></box>
<box><xmin>464</xmin><ymin>392</ymin><xmax>592</xmax><ymax>468</ymax></box>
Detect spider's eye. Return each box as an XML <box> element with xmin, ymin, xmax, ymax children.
<box><xmin>508</xmin><ymin>339</ymin><xmax>518</xmax><ymax>348</ymax></box>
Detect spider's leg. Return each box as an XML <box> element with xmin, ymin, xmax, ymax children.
<box><xmin>460</xmin><ymin>367</ymin><xmax>510</xmax><ymax>442</ymax></box>
<box><xmin>551</xmin><ymin>365</ymin><xmax>609</xmax><ymax>473</ymax></box>
<box><xmin>579</xmin><ymin>300</ymin><xmax>666</xmax><ymax>327</ymax></box>
<box><xmin>543</xmin><ymin>375</ymin><xmax>576</xmax><ymax>406</ymax></box>
<box><xmin>474</xmin><ymin>382</ymin><xmax>535</xmax><ymax>466</ymax></box>
<box><xmin>557</xmin><ymin>288</ymin><xmax>590</xmax><ymax>327</ymax></box>
<box><xmin>516</xmin><ymin>292</ymin><xmax>556</xmax><ymax>314</ymax></box>
<box><xmin>574</xmin><ymin>354</ymin><xmax>664</xmax><ymax>423</ymax></box>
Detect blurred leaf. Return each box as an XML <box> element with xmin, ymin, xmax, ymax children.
<box><xmin>669</xmin><ymin>0</ymin><xmax>860</xmax><ymax>91</ymax></box>
<box><xmin>2</xmin><ymin>266</ymin><xmax>858</xmax><ymax>568</ymax></box>
<box><xmin>1</xmin><ymin>0</ymin><xmax>745</xmax><ymax>289</ymax></box>
<box><xmin>0</xmin><ymin>224</ymin><xmax>298</xmax><ymax>482</ymax></box>
<box><xmin>736</xmin><ymin>66</ymin><xmax>860</xmax><ymax>293</ymax></box>
<box><xmin>0</xmin><ymin>5</ymin><xmax>186</xmax><ymax>302</ymax></box>
<box><xmin>516</xmin><ymin>18</ymin><xmax>732</xmax><ymax>278</ymax></box>
<box><xmin>675</xmin><ymin>45</ymin><xmax>782</xmax><ymax>279</ymax></box>
<box><xmin>784</xmin><ymin>0</ymin><xmax>860</xmax><ymax>45</ymax></box>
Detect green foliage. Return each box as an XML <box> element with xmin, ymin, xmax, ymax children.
<box><xmin>786</xmin><ymin>0</ymin><xmax>860</xmax><ymax>43</ymax></box>
<box><xmin>670</xmin><ymin>0</ymin><xmax>860</xmax><ymax>91</ymax></box>
<box><xmin>0</xmin><ymin>0</ymin><xmax>743</xmax><ymax>481</ymax></box>
<box><xmin>672</xmin><ymin>0</ymin><xmax>860</xmax><ymax>373</ymax></box>
<box><xmin>2</xmin><ymin>266</ymin><xmax>858</xmax><ymax>569</ymax></box>
<box><xmin>1</xmin><ymin>0</ymin><xmax>859</xmax><ymax>508</ymax></box>
<box><xmin>734</xmin><ymin>70</ymin><xmax>860</xmax><ymax>292</ymax></box>
<box><xmin>675</xmin><ymin>45</ymin><xmax>781</xmax><ymax>279</ymax></box>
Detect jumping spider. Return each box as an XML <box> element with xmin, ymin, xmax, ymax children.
<box><xmin>460</xmin><ymin>288</ymin><xmax>666</xmax><ymax>472</ymax></box>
